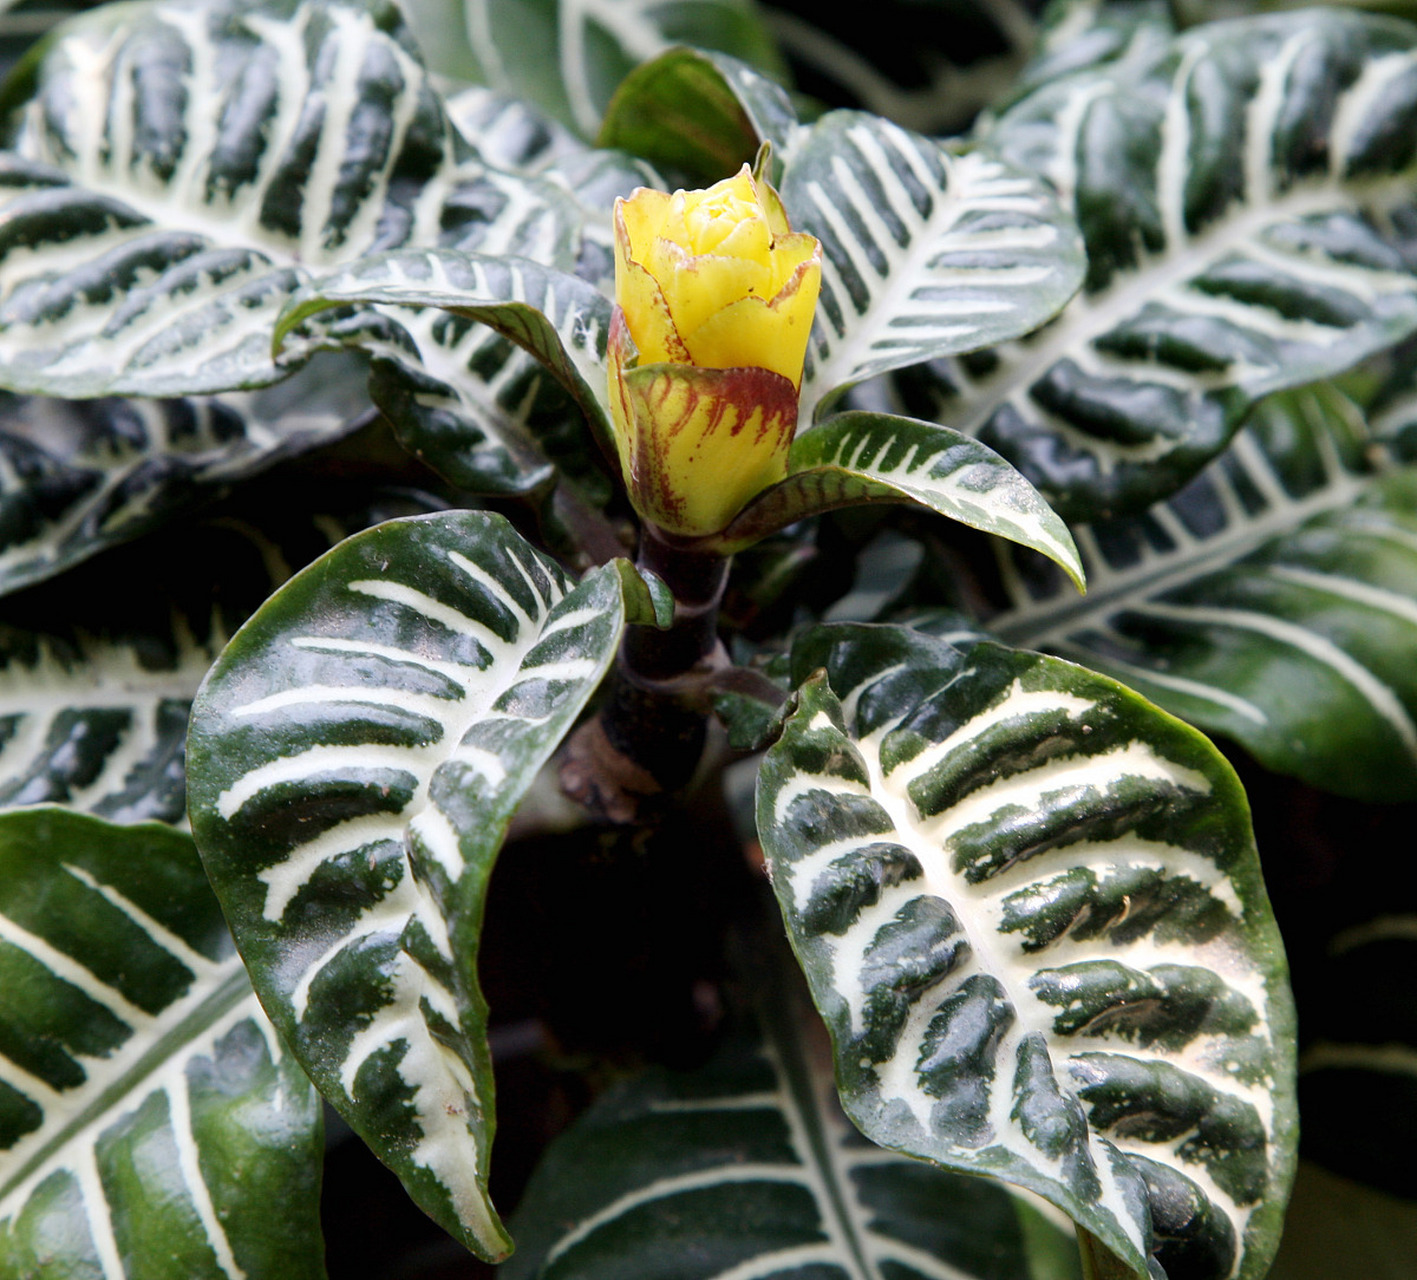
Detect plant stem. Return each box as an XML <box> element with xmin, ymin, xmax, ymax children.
<box><xmin>560</xmin><ymin>527</ymin><xmax>731</xmax><ymax>821</ymax></box>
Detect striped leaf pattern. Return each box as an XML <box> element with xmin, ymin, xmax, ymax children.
<box><xmin>715</xmin><ymin>410</ymin><xmax>1085</xmax><ymax>590</ymax></box>
<box><xmin>757</xmin><ymin>623</ymin><xmax>1295</xmax><ymax>1280</ymax></box>
<box><xmin>782</xmin><ymin>113</ymin><xmax>1086</xmax><ymax>425</ymax></box>
<box><xmin>885</xmin><ymin>10</ymin><xmax>1417</xmax><ymax>520</ymax></box>
<box><xmin>0</xmin><ymin>0</ymin><xmax>559</xmax><ymax>398</ymax></box>
<box><xmin>0</xmin><ymin>485</ymin><xmax>448</xmax><ymax>824</ymax></box>
<box><xmin>0</xmin><ymin>353</ymin><xmax>369</xmax><ymax>597</ymax></box>
<box><xmin>0</xmin><ymin>808</ymin><xmax>323</xmax><ymax>1280</ymax></box>
<box><xmin>504</xmin><ymin>987</ymin><xmax>1081</xmax><ymax>1280</ymax></box>
<box><xmin>989</xmin><ymin>383</ymin><xmax>1417</xmax><ymax>802</ymax></box>
<box><xmin>277</xmin><ymin>249</ymin><xmax>619</xmax><ymax>471</ymax></box>
<box><xmin>187</xmin><ymin>510</ymin><xmax>649</xmax><ymax>1259</ymax></box>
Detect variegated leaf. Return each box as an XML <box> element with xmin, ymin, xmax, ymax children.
<box><xmin>0</xmin><ymin>807</ymin><xmax>323</xmax><ymax>1280</ymax></box>
<box><xmin>888</xmin><ymin>10</ymin><xmax>1417</xmax><ymax>520</ymax></box>
<box><xmin>0</xmin><ymin>0</ymin><xmax>569</xmax><ymax>400</ymax></box>
<box><xmin>276</xmin><ymin>250</ymin><xmax>618</xmax><ymax>473</ymax></box>
<box><xmin>504</xmin><ymin>979</ymin><xmax>1082</xmax><ymax>1280</ymax></box>
<box><xmin>713</xmin><ymin>410</ymin><xmax>1085</xmax><ymax>590</ymax></box>
<box><xmin>397</xmin><ymin>0</ymin><xmax>783</xmax><ymax>140</ymax></box>
<box><xmin>1008</xmin><ymin>0</ymin><xmax>1174</xmax><ymax>107</ymax></box>
<box><xmin>781</xmin><ymin>113</ymin><xmax>1086</xmax><ymax>426</ymax></box>
<box><xmin>0</xmin><ymin>0</ymin><xmax>468</xmax><ymax>396</ymax></box>
<box><xmin>0</xmin><ymin>352</ymin><xmax>370</xmax><ymax>597</ymax></box>
<box><xmin>988</xmin><ymin>383</ymin><xmax>1417</xmax><ymax>801</ymax></box>
<box><xmin>0</xmin><ymin>483</ymin><xmax>447</xmax><ymax>825</ymax></box>
<box><xmin>445</xmin><ymin>85</ymin><xmax>663</xmax><ymax>287</ymax></box>
<box><xmin>757</xmin><ymin>623</ymin><xmax>1296</xmax><ymax>1280</ymax></box>
<box><xmin>186</xmin><ymin>510</ymin><xmax>654</xmax><ymax>1259</ymax></box>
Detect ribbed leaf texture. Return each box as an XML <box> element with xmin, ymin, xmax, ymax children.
<box><xmin>757</xmin><ymin>624</ymin><xmax>1296</xmax><ymax>1280</ymax></box>
<box><xmin>990</xmin><ymin>383</ymin><xmax>1417</xmax><ymax>802</ymax></box>
<box><xmin>0</xmin><ymin>809</ymin><xmax>323</xmax><ymax>1280</ymax></box>
<box><xmin>187</xmin><ymin>510</ymin><xmax>653</xmax><ymax>1258</ymax></box>
<box><xmin>0</xmin><ymin>354</ymin><xmax>368</xmax><ymax>596</ymax></box>
<box><xmin>505</xmin><ymin>983</ymin><xmax>1082</xmax><ymax>1280</ymax></box>
<box><xmin>885</xmin><ymin>11</ymin><xmax>1417</xmax><ymax>519</ymax></box>
<box><xmin>0</xmin><ymin>484</ymin><xmax>447</xmax><ymax>823</ymax></box>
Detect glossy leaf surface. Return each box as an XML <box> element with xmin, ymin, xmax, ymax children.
<box><xmin>892</xmin><ymin>11</ymin><xmax>1417</xmax><ymax>518</ymax></box>
<box><xmin>276</xmin><ymin>250</ymin><xmax>618</xmax><ymax>469</ymax></box>
<box><xmin>187</xmin><ymin>510</ymin><xmax>650</xmax><ymax>1259</ymax></box>
<box><xmin>716</xmin><ymin>410</ymin><xmax>1084</xmax><ymax>589</ymax></box>
<box><xmin>598</xmin><ymin>46</ymin><xmax>798</xmax><ymax>182</ymax></box>
<box><xmin>757</xmin><ymin>624</ymin><xmax>1296</xmax><ymax>1280</ymax></box>
<box><xmin>505</xmin><ymin>984</ymin><xmax>1081</xmax><ymax>1280</ymax></box>
<box><xmin>0</xmin><ymin>0</ymin><xmax>474</xmax><ymax>396</ymax></box>
<box><xmin>785</xmin><ymin>113</ymin><xmax>1086</xmax><ymax>426</ymax></box>
<box><xmin>992</xmin><ymin>384</ymin><xmax>1417</xmax><ymax>801</ymax></box>
<box><xmin>0</xmin><ymin>808</ymin><xmax>323</xmax><ymax>1280</ymax></box>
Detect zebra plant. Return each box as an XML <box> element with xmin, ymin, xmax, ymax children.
<box><xmin>3</xmin><ymin>0</ymin><xmax>1416</xmax><ymax>1276</ymax></box>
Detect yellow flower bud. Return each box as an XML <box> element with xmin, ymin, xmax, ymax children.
<box><xmin>608</xmin><ymin>165</ymin><xmax>822</xmax><ymax>538</ymax></box>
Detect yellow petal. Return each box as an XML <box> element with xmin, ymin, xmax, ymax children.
<box><xmin>654</xmin><ymin>246</ymin><xmax>770</xmax><ymax>340</ymax></box>
<box><xmin>752</xmin><ymin>169</ymin><xmax>792</xmax><ymax>240</ymax></box>
<box><xmin>617</xmin><ymin>188</ymin><xmax>671</xmax><ymax>263</ymax></box>
<box><xmin>616</xmin><ymin>207</ymin><xmax>689</xmax><ymax>364</ymax></box>
<box><xmin>767</xmin><ymin>231</ymin><xmax>820</xmax><ymax>296</ymax></box>
<box><xmin>681</xmin><ymin>167</ymin><xmax>761</xmax><ymax>253</ymax></box>
<box><xmin>620</xmin><ymin>363</ymin><xmax>798</xmax><ymax>536</ymax></box>
<box><xmin>682</xmin><ymin>253</ymin><xmax>821</xmax><ymax>385</ymax></box>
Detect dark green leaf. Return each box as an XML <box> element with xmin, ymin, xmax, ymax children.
<box><xmin>0</xmin><ymin>808</ymin><xmax>323</xmax><ymax>1280</ymax></box>
<box><xmin>758</xmin><ymin>623</ymin><xmax>1296</xmax><ymax>1280</ymax></box>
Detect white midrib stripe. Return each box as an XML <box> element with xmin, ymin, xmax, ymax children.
<box><xmin>950</xmin><ymin>176</ymin><xmax>1412</xmax><ymax>440</ymax></box>
<box><xmin>1129</xmin><ymin>598</ymin><xmax>1417</xmax><ymax>765</ymax></box>
<box><xmin>763</xmin><ymin>1036</ymin><xmax>882</xmax><ymax>1280</ymax></box>
<box><xmin>994</xmin><ymin>439</ymin><xmax>1368</xmax><ymax>644</ymax></box>
<box><xmin>0</xmin><ymin>968</ymin><xmax>254</xmax><ymax>1213</ymax></box>
<box><xmin>542</xmin><ymin>1165</ymin><xmax>813</xmax><ymax>1268</ymax></box>
<box><xmin>850</xmin><ymin>725</ymin><xmax>1143</xmax><ymax>1241</ymax></box>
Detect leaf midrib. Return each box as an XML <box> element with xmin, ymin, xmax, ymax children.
<box><xmin>993</xmin><ymin>425</ymin><xmax>1368</xmax><ymax>645</ymax></box>
<box><xmin>0</xmin><ymin>960</ymin><xmax>252</xmax><ymax>1212</ymax></box>
<box><xmin>949</xmin><ymin>177</ymin><xmax>1410</xmax><ymax>439</ymax></box>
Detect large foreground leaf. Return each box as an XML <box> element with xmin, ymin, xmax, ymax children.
<box><xmin>757</xmin><ymin>623</ymin><xmax>1296</xmax><ymax>1280</ymax></box>
<box><xmin>0</xmin><ymin>808</ymin><xmax>323</xmax><ymax>1280</ymax></box>
<box><xmin>990</xmin><ymin>383</ymin><xmax>1417</xmax><ymax>801</ymax></box>
<box><xmin>505</xmin><ymin>977</ymin><xmax>1081</xmax><ymax>1280</ymax></box>
<box><xmin>187</xmin><ymin>511</ymin><xmax>655</xmax><ymax>1259</ymax></box>
<box><xmin>891</xmin><ymin>10</ymin><xmax>1417</xmax><ymax>518</ymax></box>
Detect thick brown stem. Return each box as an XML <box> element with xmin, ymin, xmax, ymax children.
<box><xmin>560</xmin><ymin>529</ymin><xmax>731</xmax><ymax>821</ymax></box>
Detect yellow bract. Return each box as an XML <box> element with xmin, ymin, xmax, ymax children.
<box><xmin>614</xmin><ymin>166</ymin><xmax>820</xmax><ymax>385</ymax></box>
<box><xmin>608</xmin><ymin>165</ymin><xmax>823</xmax><ymax>538</ymax></box>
